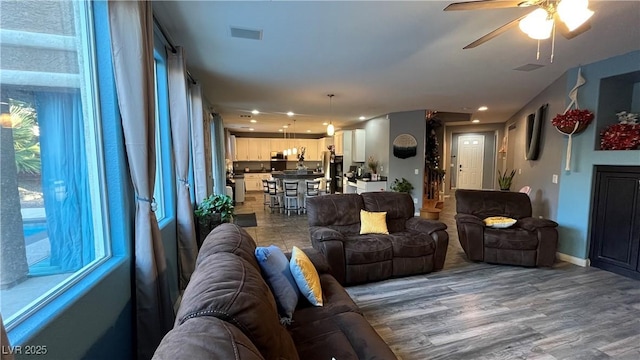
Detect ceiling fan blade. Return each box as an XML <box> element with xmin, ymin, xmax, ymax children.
<box><xmin>444</xmin><ymin>0</ymin><xmax>525</xmax><ymax>11</ymax></box>
<box><xmin>463</xmin><ymin>13</ymin><xmax>530</xmax><ymax>49</ymax></box>
<box><xmin>555</xmin><ymin>15</ymin><xmax>592</xmax><ymax>39</ymax></box>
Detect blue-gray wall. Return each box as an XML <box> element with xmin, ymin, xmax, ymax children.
<box><xmin>556</xmin><ymin>50</ymin><xmax>640</xmax><ymax>259</ymax></box>
<box><xmin>364</xmin><ymin>115</ymin><xmax>390</xmax><ymax>179</ymax></box>
<box><xmin>504</xmin><ymin>72</ymin><xmax>567</xmax><ymax>220</ymax></box>
<box><xmin>388</xmin><ymin>110</ymin><xmax>426</xmax><ymax>211</ymax></box>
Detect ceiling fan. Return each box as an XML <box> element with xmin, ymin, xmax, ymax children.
<box><xmin>444</xmin><ymin>0</ymin><xmax>594</xmax><ymax>50</ymax></box>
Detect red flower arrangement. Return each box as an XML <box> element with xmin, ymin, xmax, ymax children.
<box><xmin>551</xmin><ymin>109</ymin><xmax>594</xmax><ymax>134</ymax></box>
<box><xmin>600</xmin><ymin>112</ymin><xmax>640</xmax><ymax>150</ymax></box>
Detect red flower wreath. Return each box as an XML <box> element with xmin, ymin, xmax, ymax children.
<box><xmin>551</xmin><ymin>109</ymin><xmax>594</xmax><ymax>133</ymax></box>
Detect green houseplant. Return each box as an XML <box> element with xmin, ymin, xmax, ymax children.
<box><xmin>497</xmin><ymin>169</ymin><xmax>516</xmax><ymax>191</ymax></box>
<box><xmin>194</xmin><ymin>194</ymin><xmax>235</xmax><ymax>246</ymax></box>
<box><xmin>390</xmin><ymin>178</ymin><xmax>414</xmax><ymax>194</ymax></box>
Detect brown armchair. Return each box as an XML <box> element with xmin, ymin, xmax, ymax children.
<box><xmin>455</xmin><ymin>189</ymin><xmax>558</xmax><ymax>267</ymax></box>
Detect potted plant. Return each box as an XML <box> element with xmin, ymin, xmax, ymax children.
<box><xmin>367</xmin><ymin>156</ymin><xmax>380</xmax><ymax>179</ymax></box>
<box><xmin>497</xmin><ymin>169</ymin><xmax>516</xmax><ymax>191</ymax></box>
<box><xmin>390</xmin><ymin>178</ymin><xmax>414</xmax><ymax>194</ymax></box>
<box><xmin>194</xmin><ymin>194</ymin><xmax>235</xmax><ymax>246</ymax></box>
<box><xmin>551</xmin><ymin>109</ymin><xmax>594</xmax><ymax>134</ymax></box>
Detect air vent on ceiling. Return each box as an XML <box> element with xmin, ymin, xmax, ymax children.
<box><xmin>230</xmin><ymin>27</ymin><xmax>263</xmax><ymax>40</ymax></box>
<box><xmin>514</xmin><ymin>63</ymin><xmax>545</xmax><ymax>72</ymax></box>
<box><xmin>239</xmin><ymin>114</ymin><xmax>251</xmax><ymax>118</ymax></box>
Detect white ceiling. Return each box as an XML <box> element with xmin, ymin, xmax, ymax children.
<box><xmin>152</xmin><ymin>0</ymin><xmax>640</xmax><ymax>134</ymax></box>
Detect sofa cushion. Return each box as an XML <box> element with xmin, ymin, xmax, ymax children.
<box><xmin>290</xmin><ymin>312</ymin><xmax>397</xmax><ymax>360</ymax></box>
<box><xmin>290</xmin><ymin>247</ymin><xmax>323</xmax><ymax>307</ymax></box>
<box><xmin>484</xmin><ymin>228</ymin><xmax>538</xmax><ymax>250</ymax></box>
<box><xmin>255</xmin><ymin>246</ymin><xmax>301</xmax><ymax>324</ymax></box>
<box><xmin>359</xmin><ymin>210</ymin><xmax>389</xmax><ymax>235</ymax></box>
<box><xmin>361</xmin><ymin>192</ymin><xmax>414</xmax><ymax>233</ymax></box>
<box><xmin>197</xmin><ymin>223</ymin><xmax>260</xmax><ymax>271</ymax></box>
<box><xmin>153</xmin><ymin>316</ymin><xmax>265</xmax><ymax>360</ymax></box>
<box><xmin>455</xmin><ymin>189</ymin><xmax>532</xmax><ymax>220</ymax></box>
<box><xmin>343</xmin><ymin>234</ymin><xmax>393</xmax><ymax>265</ymax></box>
<box><xmin>306</xmin><ymin>194</ymin><xmax>363</xmax><ymax>233</ymax></box>
<box><xmin>389</xmin><ymin>231</ymin><xmax>436</xmax><ymax>257</ymax></box>
<box><xmin>176</xmin><ymin>252</ymin><xmax>299</xmax><ymax>360</ymax></box>
<box><xmin>291</xmin><ymin>274</ymin><xmax>360</xmax><ymax>326</ymax></box>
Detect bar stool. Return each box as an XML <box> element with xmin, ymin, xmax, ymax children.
<box><xmin>282</xmin><ymin>180</ymin><xmax>302</xmax><ymax>216</ymax></box>
<box><xmin>262</xmin><ymin>179</ymin><xmax>270</xmax><ymax>210</ymax></box>
<box><xmin>303</xmin><ymin>180</ymin><xmax>321</xmax><ymax>214</ymax></box>
<box><xmin>267</xmin><ymin>179</ymin><xmax>283</xmax><ymax>213</ymax></box>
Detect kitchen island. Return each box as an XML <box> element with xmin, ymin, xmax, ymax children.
<box><xmin>270</xmin><ymin>170</ymin><xmax>324</xmax><ymax>180</ymax></box>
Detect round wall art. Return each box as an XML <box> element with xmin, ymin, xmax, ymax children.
<box><xmin>393</xmin><ymin>134</ymin><xmax>418</xmax><ymax>159</ymax></box>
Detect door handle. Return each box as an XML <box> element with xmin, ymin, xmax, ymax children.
<box><xmin>459</xmin><ymin>164</ymin><xmax>462</xmax><ymax>172</ymax></box>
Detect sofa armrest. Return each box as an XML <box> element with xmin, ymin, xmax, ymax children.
<box><xmin>311</xmin><ymin>239</ymin><xmax>346</xmax><ymax>286</ymax></box>
<box><xmin>517</xmin><ymin>217</ymin><xmax>558</xmax><ymax>232</ymax></box>
<box><xmin>405</xmin><ymin>217</ymin><xmax>447</xmax><ymax>235</ymax></box>
<box><xmin>309</xmin><ymin>226</ymin><xmax>346</xmax><ymax>243</ymax></box>
<box><xmin>454</xmin><ymin>213</ymin><xmax>485</xmax><ymax>226</ymax></box>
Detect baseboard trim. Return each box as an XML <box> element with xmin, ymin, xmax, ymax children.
<box><xmin>556</xmin><ymin>252</ymin><xmax>590</xmax><ymax>267</ymax></box>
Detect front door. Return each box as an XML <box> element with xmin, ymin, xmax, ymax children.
<box><xmin>457</xmin><ymin>135</ymin><xmax>484</xmax><ymax>190</ymax></box>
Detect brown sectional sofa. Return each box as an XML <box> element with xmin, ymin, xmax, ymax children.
<box><xmin>306</xmin><ymin>192</ymin><xmax>449</xmax><ymax>285</ymax></box>
<box><xmin>153</xmin><ymin>223</ymin><xmax>397</xmax><ymax>360</ymax></box>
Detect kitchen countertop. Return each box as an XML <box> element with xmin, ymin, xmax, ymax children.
<box><xmin>271</xmin><ymin>171</ymin><xmax>324</xmax><ymax>179</ymax></box>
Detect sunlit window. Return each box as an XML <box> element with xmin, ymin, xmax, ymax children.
<box><xmin>0</xmin><ymin>0</ymin><xmax>109</xmax><ymax>328</ymax></box>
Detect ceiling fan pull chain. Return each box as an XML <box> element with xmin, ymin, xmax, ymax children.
<box><xmin>536</xmin><ymin>39</ymin><xmax>541</xmax><ymax>60</ymax></box>
<box><xmin>550</xmin><ymin>22</ymin><xmax>556</xmax><ymax>63</ymax></box>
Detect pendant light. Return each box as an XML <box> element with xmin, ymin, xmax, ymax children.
<box><xmin>283</xmin><ymin>127</ymin><xmax>288</xmax><ymax>156</ymax></box>
<box><xmin>326</xmin><ymin>94</ymin><xmax>335</xmax><ymax>136</ymax></box>
<box><xmin>292</xmin><ymin>119</ymin><xmax>298</xmax><ymax>155</ymax></box>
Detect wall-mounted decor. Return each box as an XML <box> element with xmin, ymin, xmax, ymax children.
<box><xmin>600</xmin><ymin>111</ymin><xmax>640</xmax><ymax>150</ymax></box>
<box><xmin>525</xmin><ymin>104</ymin><xmax>547</xmax><ymax>161</ymax></box>
<box><xmin>393</xmin><ymin>134</ymin><xmax>418</xmax><ymax>159</ymax></box>
<box><xmin>552</xmin><ymin>67</ymin><xmax>593</xmax><ymax>171</ymax></box>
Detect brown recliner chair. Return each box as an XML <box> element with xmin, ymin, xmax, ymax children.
<box><xmin>455</xmin><ymin>189</ymin><xmax>558</xmax><ymax>267</ymax></box>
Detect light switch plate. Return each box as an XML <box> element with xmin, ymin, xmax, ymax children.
<box><xmin>414</xmin><ymin>169</ymin><xmax>419</xmax><ymax>175</ymax></box>
<box><xmin>413</xmin><ymin>198</ymin><xmax>418</xmax><ymax>204</ymax></box>
<box><xmin>552</xmin><ymin>174</ymin><xmax>558</xmax><ymax>184</ymax></box>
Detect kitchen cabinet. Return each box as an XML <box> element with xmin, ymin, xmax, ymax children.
<box><xmin>248</xmin><ymin>139</ymin><xmax>271</xmax><ymax>160</ymax></box>
<box><xmin>244</xmin><ymin>173</ymin><xmax>271</xmax><ymax>191</ymax></box>
<box><xmin>352</xmin><ymin>129</ymin><xmax>366</xmax><ymax>162</ymax></box>
<box><xmin>235</xmin><ymin>138</ymin><xmax>250</xmax><ymax>161</ymax></box>
<box><xmin>298</xmin><ymin>139</ymin><xmax>319</xmax><ymax>161</ymax></box>
<box><xmin>334</xmin><ymin>132</ymin><xmax>344</xmax><ymax>155</ymax></box>
<box><xmin>356</xmin><ymin>180</ymin><xmax>387</xmax><ymax>194</ymax></box>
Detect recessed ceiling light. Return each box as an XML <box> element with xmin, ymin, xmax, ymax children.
<box><xmin>322</xmin><ymin>122</ymin><xmax>328</xmax><ymax>126</ymax></box>
<box><xmin>278</xmin><ymin>129</ymin><xmax>283</xmax><ymax>132</ymax></box>
<box><xmin>249</xmin><ymin>128</ymin><xmax>255</xmax><ymax>131</ymax></box>
<box><xmin>306</xmin><ymin>130</ymin><xmax>311</xmax><ymax>133</ymax></box>
<box><xmin>359</xmin><ymin>116</ymin><xmax>366</xmax><ymax>120</ymax></box>
<box><xmin>250</xmin><ymin>119</ymin><xmax>257</xmax><ymax>123</ymax></box>
<box><xmin>283</xmin><ymin>125</ymin><xmax>289</xmax><ymax>129</ymax></box>
<box><xmin>472</xmin><ymin>119</ymin><xmax>480</xmax><ymax>123</ymax></box>
<box><xmin>287</xmin><ymin>111</ymin><xmax>294</xmax><ymax>116</ymax></box>
<box><xmin>478</xmin><ymin>106</ymin><xmax>488</xmax><ymax>111</ymax></box>
<box><xmin>251</xmin><ymin>110</ymin><xmax>259</xmax><ymax>115</ymax></box>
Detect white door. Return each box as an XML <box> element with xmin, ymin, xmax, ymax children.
<box><xmin>457</xmin><ymin>135</ymin><xmax>485</xmax><ymax>189</ymax></box>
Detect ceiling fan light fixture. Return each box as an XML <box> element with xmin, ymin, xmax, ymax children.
<box><xmin>558</xmin><ymin>0</ymin><xmax>593</xmax><ymax>31</ymax></box>
<box><xmin>519</xmin><ymin>8</ymin><xmax>553</xmax><ymax>40</ymax></box>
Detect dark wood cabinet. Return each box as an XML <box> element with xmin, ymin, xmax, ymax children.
<box><xmin>589</xmin><ymin>166</ymin><xmax>640</xmax><ymax>279</ymax></box>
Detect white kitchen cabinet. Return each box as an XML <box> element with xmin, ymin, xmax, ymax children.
<box><xmin>356</xmin><ymin>180</ymin><xmax>387</xmax><ymax>194</ymax></box>
<box><xmin>334</xmin><ymin>132</ymin><xmax>344</xmax><ymax>155</ymax></box>
<box><xmin>248</xmin><ymin>138</ymin><xmax>271</xmax><ymax>160</ymax></box>
<box><xmin>236</xmin><ymin>138</ymin><xmax>250</xmax><ymax>161</ymax></box>
<box><xmin>352</xmin><ymin>129</ymin><xmax>366</xmax><ymax>162</ymax></box>
<box><xmin>300</xmin><ymin>139</ymin><xmax>319</xmax><ymax>161</ymax></box>
<box><xmin>244</xmin><ymin>173</ymin><xmax>271</xmax><ymax>191</ymax></box>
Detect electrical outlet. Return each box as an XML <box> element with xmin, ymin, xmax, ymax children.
<box><xmin>518</xmin><ymin>168</ymin><xmax>522</xmax><ymax>174</ymax></box>
<box><xmin>380</xmin><ymin>165</ymin><xmax>384</xmax><ymax>173</ymax></box>
<box><xmin>414</xmin><ymin>169</ymin><xmax>419</xmax><ymax>175</ymax></box>
<box><xmin>413</xmin><ymin>198</ymin><xmax>418</xmax><ymax>204</ymax></box>
<box><xmin>552</xmin><ymin>174</ymin><xmax>558</xmax><ymax>184</ymax></box>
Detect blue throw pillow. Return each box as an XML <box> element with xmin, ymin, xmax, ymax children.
<box><xmin>255</xmin><ymin>246</ymin><xmax>301</xmax><ymax>324</ymax></box>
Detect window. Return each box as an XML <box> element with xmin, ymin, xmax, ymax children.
<box><xmin>0</xmin><ymin>0</ymin><xmax>109</xmax><ymax>329</ymax></box>
<box><xmin>153</xmin><ymin>59</ymin><xmax>166</xmax><ymax>221</ymax></box>
<box><xmin>152</xmin><ymin>50</ymin><xmax>172</xmax><ymax>223</ymax></box>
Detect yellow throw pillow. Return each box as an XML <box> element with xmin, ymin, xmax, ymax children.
<box><xmin>483</xmin><ymin>216</ymin><xmax>517</xmax><ymax>228</ymax></box>
<box><xmin>289</xmin><ymin>246</ymin><xmax>323</xmax><ymax>306</ymax></box>
<box><xmin>360</xmin><ymin>210</ymin><xmax>389</xmax><ymax>235</ymax></box>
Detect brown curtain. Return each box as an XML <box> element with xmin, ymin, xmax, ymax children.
<box><xmin>166</xmin><ymin>47</ymin><xmax>197</xmax><ymax>289</ymax></box>
<box><xmin>108</xmin><ymin>1</ymin><xmax>173</xmax><ymax>358</ymax></box>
